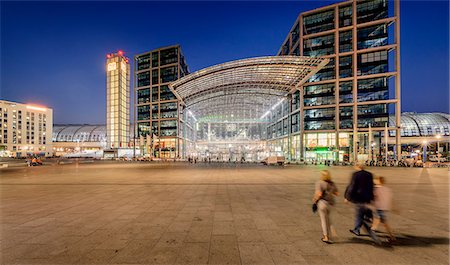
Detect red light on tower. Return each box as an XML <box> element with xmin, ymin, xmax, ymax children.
<box><xmin>118</xmin><ymin>50</ymin><xmax>123</xmax><ymax>56</ymax></box>
<box><xmin>106</xmin><ymin>54</ymin><xmax>111</xmax><ymax>59</ymax></box>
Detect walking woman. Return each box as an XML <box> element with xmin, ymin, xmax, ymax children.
<box><xmin>313</xmin><ymin>170</ymin><xmax>339</xmax><ymax>243</ymax></box>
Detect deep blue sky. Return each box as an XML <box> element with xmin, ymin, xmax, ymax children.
<box><xmin>1</xmin><ymin>1</ymin><xmax>449</xmax><ymax>124</ymax></box>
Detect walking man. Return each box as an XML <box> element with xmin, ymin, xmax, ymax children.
<box><xmin>345</xmin><ymin>162</ymin><xmax>381</xmax><ymax>245</ymax></box>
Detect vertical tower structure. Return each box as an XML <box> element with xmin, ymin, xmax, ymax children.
<box><xmin>276</xmin><ymin>0</ymin><xmax>401</xmax><ymax>162</ymax></box>
<box><xmin>134</xmin><ymin>45</ymin><xmax>191</xmax><ymax>159</ymax></box>
<box><xmin>106</xmin><ymin>51</ymin><xmax>130</xmax><ymax>150</ymax></box>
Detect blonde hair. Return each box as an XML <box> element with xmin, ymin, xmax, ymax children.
<box><xmin>355</xmin><ymin>162</ymin><xmax>365</xmax><ymax>170</ymax></box>
<box><xmin>321</xmin><ymin>170</ymin><xmax>332</xmax><ymax>181</ymax></box>
<box><xmin>373</xmin><ymin>175</ymin><xmax>385</xmax><ymax>185</ymax></box>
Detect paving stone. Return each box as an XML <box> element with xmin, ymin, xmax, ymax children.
<box><xmin>266</xmin><ymin>243</ymin><xmax>308</xmax><ymax>265</ymax></box>
<box><xmin>239</xmin><ymin>242</ymin><xmax>275</xmax><ymax>265</ymax></box>
<box><xmin>175</xmin><ymin>242</ymin><xmax>210</xmax><ymax>264</ymax></box>
<box><xmin>213</xmin><ymin>221</ymin><xmax>235</xmax><ymax>235</ymax></box>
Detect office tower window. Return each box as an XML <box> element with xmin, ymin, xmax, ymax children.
<box><xmin>357</xmin><ymin>51</ymin><xmax>388</xmax><ymax>76</ymax></box>
<box><xmin>357</xmin><ymin>104</ymin><xmax>388</xmax><ymax>127</ymax></box>
<box><xmin>303</xmin><ymin>10</ymin><xmax>334</xmax><ymax>35</ymax></box>
<box><xmin>137</xmin><ymin>54</ymin><xmax>150</xmax><ymax>70</ymax></box>
<box><xmin>160</xmin><ymin>48</ymin><xmax>178</xmax><ymax>66</ymax></box>
<box><xmin>309</xmin><ymin>58</ymin><xmax>335</xmax><ymax>82</ymax></box>
<box><xmin>160</xmin><ymin>66</ymin><xmax>178</xmax><ymax>83</ymax></box>
<box><xmin>137</xmin><ymin>71</ymin><xmax>150</xmax><ymax>87</ymax></box>
<box><xmin>137</xmin><ymin>89</ymin><xmax>151</xmax><ymax>104</ymax></box>
<box><xmin>304</xmin><ymin>108</ymin><xmax>335</xmax><ymax>130</ymax></box>
<box><xmin>357</xmin><ymin>24</ymin><xmax>388</xmax><ymax>50</ymax></box>
<box><xmin>339</xmin><ymin>56</ymin><xmax>353</xmax><ymax>78</ymax></box>
<box><xmin>160</xmin><ymin>85</ymin><xmax>176</xmax><ymax>101</ymax></box>
<box><xmin>281</xmin><ymin>40</ymin><xmax>290</xmax><ymax>55</ymax></box>
<box><xmin>339</xmin><ymin>81</ymin><xmax>353</xmax><ymax>103</ymax></box>
<box><xmin>137</xmin><ymin>105</ymin><xmax>150</xmax><ymax>121</ymax></box>
<box><xmin>304</xmin><ymin>84</ymin><xmax>335</xmax><ymax>106</ymax></box>
<box><xmin>151</xmin><ymin>87</ymin><xmax>159</xmax><ymax>102</ymax></box>
<box><xmin>160</xmin><ymin>120</ymin><xmax>177</xmax><ymax>136</ymax></box>
<box><xmin>303</xmin><ymin>34</ymin><xmax>335</xmax><ymax>57</ymax></box>
<box><xmin>357</xmin><ymin>77</ymin><xmax>388</xmax><ymax>102</ymax></box>
<box><xmin>151</xmin><ymin>52</ymin><xmax>159</xmax><ymax>67</ymax></box>
<box><xmin>151</xmin><ymin>104</ymin><xmax>159</xmax><ymax>119</ymax></box>
<box><xmin>339</xmin><ymin>5</ymin><xmax>352</xmax><ymax>27</ymax></box>
<box><xmin>137</xmin><ymin>122</ymin><xmax>151</xmax><ymax>137</ymax></box>
<box><xmin>151</xmin><ymin>121</ymin><xmax>159</xmax><ymax>135</ymax></box>
<box><xmin>339</xmin><ymin>107</ymin><xmax>353</xmax><ymax>129</ymax></box>
<box><xmin>160</xmin><ymin>102</ymin><xmax>178</xmax><ymax>118</ymax></box>
<box><xmin>292</xmin><ymin>91</ymin><xmax>300</xmax><ymax>110</ymax></box>
<box><xmin>357</xmin><ymin>0</ymin><xmax>388</xmax><ymax>24</ymax></box>
<box><xmin>292</xmin><ymin>113</ymin><xmax>301</xmax><ymax>133</ymax></box>
<box><xmin>339</xmin><ymin>31</ymin><xmax>353</xmax><ymax>53</ymax></box>
<box><xmin>291</xmin><ymin>23</ymin><xmax>300</xmax><ymax>45</ymax></box>
<box><xmin>152</xmin><ymin>69</ymin><xmax>159</xmax><ymax>85</ymax></box>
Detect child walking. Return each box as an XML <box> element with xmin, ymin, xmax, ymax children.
<box><xmin>372</xmin><ymin>176</ymin><xmax>396</xmax><ymax>242</ymax></box>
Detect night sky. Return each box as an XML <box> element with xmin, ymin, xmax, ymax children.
<box><xmin>1</xmin><ymin>1</ymin><xmax>449</xmax><ymax>124</ymax></box>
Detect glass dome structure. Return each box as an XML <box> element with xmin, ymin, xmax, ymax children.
<box><xmin>169</xmin><ymin>56</ymin><xmax>329</xmax><ymax>122</ymax></box>
<box><xmin>52</xmin><ymin>125</ymin><xmax>107</xmax><ymax>142</ymax></box>
<box><xmin>389</xmin><ymin>113</ymin><xmax>450</xmax><ymax>137</ymax></box>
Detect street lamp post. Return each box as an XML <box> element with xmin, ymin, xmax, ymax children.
<box><xmin>371</xmin><ymin>142</ymin><xmax>376</xmax><ymax>162</ymax></box>
<box><xmin>436</xmin><ymin>135</ymin><xmax>442</xmax><ymax>163</ymax></box>
<box><xmin>422</xmin><ymin>140</ymin><xmax>427</xmax><ymax>163</ymax></box>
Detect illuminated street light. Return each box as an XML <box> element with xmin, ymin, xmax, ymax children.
<box><xmin>422</xmin><ymin>140</ymin><xmax>428</xmax><ymax>162</ymax></box>
<box><xmin>436</xmin><ymin>135</ymin><xmax>442</xmax><ymax>163</ymax></box>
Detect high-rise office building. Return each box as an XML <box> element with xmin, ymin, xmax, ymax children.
<box><xmin>270</xmin><ymin>0</ymin><xmax>401</xmax><ymax>162</ymax></box>
<box><xmin>106</xmin><ymin>51</ymin><xmax>130</xmax><ymax>150</ymax></box>
<box><xmin>134</xmin><ymin>45</ymin><xmax>192</xmax><ymax>159</ymax></box>
<box><xmin>0</xmin><ymin>99</ymin><xmax>53</xmax><ymax>157</ymax></box>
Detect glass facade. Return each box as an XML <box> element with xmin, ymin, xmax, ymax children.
<box><xmin>273</xmin><ymin>0</ymin><xmax>400</xmax><ymax>162</ymax></box>
<box><xmin>135</xmin><ymin>45</ymin><xmax>191</xmax><ymax>158</ymax></box>
<box><xmin>303</xmin><ymin>10</ymin><xmax>334</xmax><ymax>35</ymax></box>
<box><xmin>303</xmin><ymin>34</ymin><xmax>334</xmax><ymax>57</ymax></box>
<box><xmin>106</xmin><ymin>52</ymin><xmax>130</xmax><ymax>149</ymax></box>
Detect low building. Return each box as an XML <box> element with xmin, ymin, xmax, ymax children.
<box><xmin>388</xmin><ymin>112</ymin><xmax>449</xmax><ymax>159</ymax></box>
<box><xmin>52</xmin><ymin>124</ymin><xmax>137</xmax><ymax>157</ymax></box>
<box><xmin>52</xmin><ymin>125</ymin><xmax>106</xmax><ymax>157</ymax></box>
<box><xmin>0</xmin><ymin>99</ymin><xmax>53</xmax><ymax>157</ymax></box>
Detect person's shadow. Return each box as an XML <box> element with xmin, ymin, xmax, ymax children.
<box><xmin>339</xmin><ymin>232</ymin><xmax>449</xmax><ymax>249</ymax></box>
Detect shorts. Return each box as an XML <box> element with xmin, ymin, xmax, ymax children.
<box><xmin>375</xmin><ymin>209</ymin><xmax>387</xmax><ymax>223</ymax></box>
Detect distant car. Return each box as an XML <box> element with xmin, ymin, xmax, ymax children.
<box><xmin>262</xmin><ymin>156</ymin><xmax>285</xmax><ymax>166</ymax></box>
<box><xmin>428</xmin><ymin>155</ymin><xmax>447</xmax><ymax>162</ymax></box>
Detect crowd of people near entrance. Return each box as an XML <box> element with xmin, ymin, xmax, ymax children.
<box><xmin>312</xmin><ymin>162</ymin><xmax>396</xmax><ymax>245</ymax></box>
<box><xmin>187</xmin><ymin>156</ymin><xmax>246</xmax><ymax>164</ymax></box>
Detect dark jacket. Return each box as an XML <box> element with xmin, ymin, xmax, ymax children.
<box><xmin>345</xmin><ymin>169</ymin><xmax>374</xmax><ymax>203</ymax></box>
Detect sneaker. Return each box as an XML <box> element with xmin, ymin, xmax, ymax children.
<box><xmin>349</xmin><ymin>229</ymin><xmax>360</xmax><ymax>236</ymax></box>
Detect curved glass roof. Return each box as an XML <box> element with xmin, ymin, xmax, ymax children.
<box><xmin>389</xmin><ymin>113</ymin><xmax>450</xmax><ymax>137</ymax></box>
<box><xmin>53</xmin><ymin>125</ymin><xmax>106</xmax><ymax>142</ymax></box>
<box><xmin>170</xmin><ymin>56</ymin><xmax>329</xmax><ymax>122</ymax></box>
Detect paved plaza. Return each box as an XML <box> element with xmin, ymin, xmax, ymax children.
<box><xmin>1</xmin><ymin>162</ymin><xmax>449</xmax><ymax>265</ymax></box>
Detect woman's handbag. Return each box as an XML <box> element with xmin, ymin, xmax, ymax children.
<box><xmin>312</xmin><ymin>202</ymin><xmax>318</xmax><ymax>213</ymax></box>
<box><xmin>312</xmin><ymin>187</ymin><xmax>327</xmax><ymax>213</ymax></box>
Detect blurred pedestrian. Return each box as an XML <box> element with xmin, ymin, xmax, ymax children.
<box><xmin>371</xmin><ymin>176</ymin><xmax>396</xmax><ymax>242</ymax></box>
<box><xmin>313</xmin><ymin>170</ymin><xmax>339</xmax><ymax>244</ymax></box>
<box><xmin>345</xmin><ymin>162</ymin><xmax>381</xmax><ymax>245</ymax></box>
